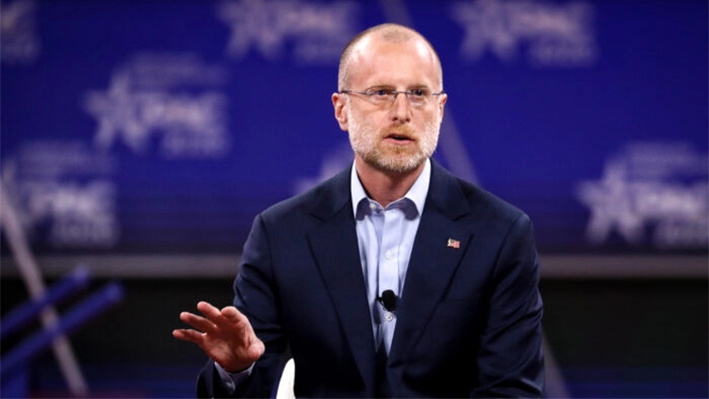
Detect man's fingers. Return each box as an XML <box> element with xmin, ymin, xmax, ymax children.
<box><xmin>172</xmin><ymin>328</ymin><xmax>204</xmax><ymax>344</ymax></box>
<box><xmin>174</xmin><ymin>302</ymin><xmax>263</xmax><ymax>373</ymax></box>
<box><xmin>197</xmin><ymin>301</ymin><xmax>222</xmax><ymax>319</ymax></box>
<box><xmin>221</xmin><ymin>306</ymin><xmax>242</xmax><ymax>321</ymax></box>
<box><xmin>210</xmin><ymin>306</ymin><xmax>248</xmax><ymax>333</ymax></box>
<box><xmin>180</xmin><ymin>311</ymin><xmax>217</xmax><ymax>333</ymax></box>
<box><xmin>197</xmin><ymin>301</ymin><xmax>239</xmax><ymax>329</ymax></box>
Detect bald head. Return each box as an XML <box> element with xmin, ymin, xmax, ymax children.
<box><xmin>337</xmin><ymin>23</ymin><xmax>443</xmax><ymax>91</ymax></box>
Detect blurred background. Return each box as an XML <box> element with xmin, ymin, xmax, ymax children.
<box><xmin>1</xmin><ymin>0</ymin><xmax>707</xmax><ymax>397</ymax></box>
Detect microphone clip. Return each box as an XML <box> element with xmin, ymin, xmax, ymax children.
<box><xmin>377</xmin><ymin>290</ymin><xmax>398</xmax><ymax>312</ymax></box>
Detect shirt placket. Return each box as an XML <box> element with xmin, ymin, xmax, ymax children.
<box><xmin>377</xmin><ymin>205</ymin><xmax>404</xmax><ymax>354</ymax></box>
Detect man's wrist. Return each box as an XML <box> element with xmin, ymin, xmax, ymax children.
<box><xmin>215</xmin><ymin>361</ymin><xmax>256</xmax><ymax>393</ymax></box>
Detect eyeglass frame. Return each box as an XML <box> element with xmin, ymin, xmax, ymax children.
<box><xmin>339</xmin><ymin>88</ymin><xmax>446</xmax><ymax>107</ymax></box>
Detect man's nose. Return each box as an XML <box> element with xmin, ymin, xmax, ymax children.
<box><xmin>390</xmin><ymin>92</ymin><xmax>412</xmax><ymax>123</ymax></box>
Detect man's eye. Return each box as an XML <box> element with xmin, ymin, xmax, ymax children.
<box><xmin>369</xmin><ymin>89</ymin><xmax>391</xmax><ymax>97</ymax></box>
<box><xmin>410</xmin><ymin>89</ymin><xmax>427</xmax><ymax>97</ymax></box>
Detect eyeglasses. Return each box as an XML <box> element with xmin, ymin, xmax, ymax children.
<box><xmin>340</xmin><ymin>88</ymin><xmax>445</xmax><ymax>107</ymax></box>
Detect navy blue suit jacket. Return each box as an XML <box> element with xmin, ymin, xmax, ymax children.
<box><xmin>197</xmin><ymin>160</ymin><xmax>544</xmax><ymax>398</ymax></box>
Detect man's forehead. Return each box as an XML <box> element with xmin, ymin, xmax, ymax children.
<box><xmin>350</xmin><ymin>32</ymin><xmax>430</xmax><ymax>60</ymax></box>
<box><xmin>339</xmin><ymin>27</ymin><xmax>443</xmax><ymax>89</ymax></box>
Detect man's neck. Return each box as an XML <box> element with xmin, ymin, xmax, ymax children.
<box><xmin>355</xmin><ymin>157</ymin><xmax>426</xmax><ymax>208</ymax></box>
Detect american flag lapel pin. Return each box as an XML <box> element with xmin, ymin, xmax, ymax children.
<box><xmin>447</xmin><ymin>238</ymin><xmax>460</xmax><ymax>249</ymax></box>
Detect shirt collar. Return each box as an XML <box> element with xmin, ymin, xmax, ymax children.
<box><xmin>351</xmin><ymin>158</ymin><xmax>431</xmax><ymax>219</ymax></box>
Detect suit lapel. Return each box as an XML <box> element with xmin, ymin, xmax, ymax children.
<box><xmin>306</xmin><ymin>167</ymin><xmax>377</xmax><ymax>394</ymax></box>
<box><xmin>389</xmin><ymin>161</ymin><xmax>473</xmax><ymax>365</ymax></box>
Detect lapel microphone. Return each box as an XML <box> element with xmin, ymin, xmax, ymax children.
<box><xmin>378</xmin><ymin>290</ymin><xmax>398</xmax><ymax>312</ymax></box>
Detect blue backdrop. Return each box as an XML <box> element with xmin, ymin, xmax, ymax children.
<box><xmin>2</xmin><ymin>0</ymin><xmax>707</xmax><ymax>260</ymax></box>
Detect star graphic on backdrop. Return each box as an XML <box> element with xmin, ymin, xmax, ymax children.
<box><xmin>83</xmin><ymin>75</ymin><xmax>151</xmax><ymax>153</ymax></box>
<box><xmin>217</xmin><ymin>0</ymin><xmax>292</xmax><ymax>60</ymax></box>
<box><xmin>450</xmin><ymin>0</ymin><xmax>519</xmax><ymax>63</ymax></box>
<box><xmin>576</xmin><ymin>164</ymin><xmax>645</xmax><ymax>245</ymax></box>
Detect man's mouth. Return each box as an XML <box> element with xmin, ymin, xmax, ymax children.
<box><xmin>386</xmin><ymin>133</ymin><xmax>414</xmax><ymax>141</ymax></box>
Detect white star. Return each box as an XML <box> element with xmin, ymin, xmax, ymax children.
<box><xmin>577</xmin><ymin>163</ymin><xmax>645</xmax><ymax>245</ymax></box>
<box><xmin>217</xmin><ymin>0</ymin><xmax>292</xmax><ymax>60</ymax></box>
<box><xmin>450</xmin><ymin>0</ymin><xmax>520</xmax><ymax>63</ymax></box>
<box><xmin>83</xmin><ymin>75</ymin><xmax>151</xmax><ymax>153</ymax></box>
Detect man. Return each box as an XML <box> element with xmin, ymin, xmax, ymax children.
<box><xmin>174</xmin><ymin>23</ymin><xmax>544</xmax><ymax>398</ymax></box>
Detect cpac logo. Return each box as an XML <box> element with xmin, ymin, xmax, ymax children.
<box><xmin>83</xmin><ymin>55</ymin><xmax>230</xmax><ymax>159</ymax></box>
<box><xmin>576</xmin><ymin>142</ymin><xmax>708</xmax><ymax>249</ymax></box>
<box><xmin>216</xmin><ymin>0</ymin><xmax>358</xmax><ymax>64</ymax></box>
<box><xmin>450</xmin><ymin>0</ymin><xmax>597</xmax><ymax>67</ymax></box>
<box><xmin>14</xmin><ymin>180</ymin><xmax>119</xmax><ymax>247</ymax></box>
<box><xmin>0</xmin><ymin>0</ymin><xmax>40</xmax><ymax>64</ymax></box>
<box><xmin>2</xmin><ymin>141</ymin><xmax>120</xmax><ymax>248</ymax></box>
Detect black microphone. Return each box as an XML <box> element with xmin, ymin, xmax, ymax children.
<box><xmin>378</xmin><ymin>290</ymin><xmax>398</xmax><ymax>312</ymax></box>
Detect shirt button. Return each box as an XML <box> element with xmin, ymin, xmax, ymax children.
<box><xmin>385</xmin><ymin>250</ymin><xmax>393</xmax><ymax>260</ymax></box>
<box><xmin>369</xmin><ymin>203</ymin><xmax>377</xmax><ymax>210</ymax></box>
<box><xmin>385</xmin><ymin>312</ymin><xmax>394</xmax><ymax>322</ymax></box>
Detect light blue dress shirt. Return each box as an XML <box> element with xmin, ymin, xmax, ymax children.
<box><xmin>350</xmin><ymin>159</ymin><xmax>431</xmax><ymax>354</ymax></box>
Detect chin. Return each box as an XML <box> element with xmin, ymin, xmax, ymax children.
<box><xmin>374</xmin><ymin>156</ymin><xmax>426</xmax><ymax>175</ymax></box>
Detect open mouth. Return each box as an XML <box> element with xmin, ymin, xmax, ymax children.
<box><xmin>386</xmin><ymin>133</ymin><xmax>413</xmax><ymax>142</ymax></box>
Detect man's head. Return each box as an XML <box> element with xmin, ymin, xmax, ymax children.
<box><xmin>332</xmin><ymin>23</ymin><xmax>447</xmax><ymax>176</ymax></box>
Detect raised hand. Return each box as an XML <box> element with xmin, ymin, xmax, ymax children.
<box><xmin>173</xmin><ymin>301</ymin><xmax>265</xmax><ymax>372</ymax></box>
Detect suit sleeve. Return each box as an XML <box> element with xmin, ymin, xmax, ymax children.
<box><xmin>472</xmin><ymin>213</ymin><xmax>545</xmax><ymax>398</ymax></box>
<box><xmin>197</xmin><ymin>213</ymin><xmax>289</xmax><ymax>398</ymax></box>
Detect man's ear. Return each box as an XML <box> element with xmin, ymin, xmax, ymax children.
<box><xmin>332</xmin><ymin>93</ymin><xmax>348</xmax><ymax>131</ymax></box>
<box><xmin>437</xmin><ymin>93</ymin><xmax>448</xmax><ymax>124</ymax></box>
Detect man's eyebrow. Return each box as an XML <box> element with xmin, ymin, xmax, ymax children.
<box><xmin>365</xmin><ymin>84</ymin><xmax>395</xmax><ymax>89</ymax></box>
<box><xmin>365</xmin><ymin>84</ymin><xmax>431</xmax><ymax>89</ymax></box>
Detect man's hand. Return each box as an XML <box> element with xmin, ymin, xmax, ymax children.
<box><xmin>173</xmin><ymin>301</ymin><xmax>265</xmax><ymax>372</ymax></box>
